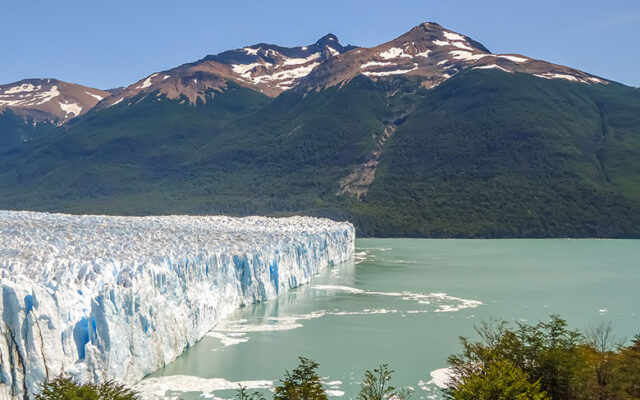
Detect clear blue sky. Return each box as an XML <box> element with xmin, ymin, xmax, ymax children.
<box><xmin>2</xmin><ymin>0</ymin><xmax>639</xmax><ymax>89</ymax></box>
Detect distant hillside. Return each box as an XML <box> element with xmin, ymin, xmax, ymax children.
<box><xmin>0</xmin><ymin>23</ymin><xmax>638</xmax><ymax>237</ymax></box>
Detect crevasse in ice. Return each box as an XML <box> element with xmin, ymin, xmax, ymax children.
<box><xmin>0</xmin><ymin>211</ymin><xmax>355</xmax><ymax>399</ymax></box>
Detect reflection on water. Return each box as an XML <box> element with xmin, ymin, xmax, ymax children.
<box><xmin>139</xmin><ymin>239</ymin><xmax>640</xmax><ymax>400</ymax></box>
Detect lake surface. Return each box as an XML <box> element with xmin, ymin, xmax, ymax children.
<box><xmin>138</xmin><ymin>239</ymin><xmax>640</xmax><ymax>399</ymax></box>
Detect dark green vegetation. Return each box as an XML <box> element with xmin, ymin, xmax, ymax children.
<box><xmin>0</xmin><ymin>109</ymin><xmax>55</xmax><ymax>153</ymax></box>
<box><xmin>238</xmin><ymin>357</ymin><xmax>411</xmax><ymax>400</ymax></box>
<box><xmin>274</xmin><ymin>357</ymin><xmax>328</xmax><ymax>400</ymax></box>
<box><xmin>35</xmin><ymin>376</ymin><xmax>139</xmax><ymax>400</ymax></box>
<box><xmin>36</xmin><ymin>319</ymin><xmax>640</xmax><ymax>399</ymax></box>
<box><xmin>448</xmin><ymin>316</ymin><xmax>640</xmax><ymax>400</ymax></box>
<box><xmin>357</xmin><ymin>364</ymin><xmax>412</xmax><ymax>400</ymax></box>
<box><xmin>1</xmin><ymin>71</ymin><xmax>639</xmax><ymax>237</ymax></box>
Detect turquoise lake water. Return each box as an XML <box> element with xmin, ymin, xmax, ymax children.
<box><xmin>139</xmin><ymin>239</ymin><xmax>640</xmax><ymax>399</ymax></box>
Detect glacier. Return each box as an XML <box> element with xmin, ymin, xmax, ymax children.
<box><xmin>0</xmin><ymin>211</ymin><xmax>355</xmax><ymax>399</ymax></box>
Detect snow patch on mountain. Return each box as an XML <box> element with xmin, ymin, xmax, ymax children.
<box><xmin>449</xmin><ymin>50</ymin><xmax>489</xmax><ymax>61</ymax></box>
<box><xmin>473</xmin><ymin>64</ymin><xmax>512</xmax><ymax>73</ymax></box>
<box><xmin>243</xmin><ymin>47</ymin><xmax>260</xmax><ymax>55</ymax></box>
<box><xmin>363</xmin><ymin>63</ymin><xmax>419</xmax><ymax>77</ymax></box>
<box><xmin>498</xmin><ymin>55</ymin><xmax>528</xmax><ymax>63</ymax></box>
<box><xmin>282</xmin><ymin>53</ymin><xmax>321</xmax><ymax>66</ymax></box>
<box><xmin>379</xmin><ymin>47</ymin><xmax>412</xmax><ymax>59</ymax></box>
<box><xmin>443</xmin><ymin>31</ymin><xmax>465</xmax><ymax>42</ymax></box>
<box><xmin>4</xmin><ymin>83</ymin><xmax>39</xmax><ymax>94</ymax></box>
<box><xmin>85</xmin><ymin>91</ymin><xmax>104</xmax><ymax>101</ymax></box>
<box><xmin>0</xmin><ymin>211</ymin><xmax>354</xmax><ymax>399</ymax></box>
<box><xmin>59</xmin><ymin>101</ymin><xmax>82</xmax><ymax>117</ymax></box>
<box><xmin>361</xmin><ymin>61</ymin><xmax>395</xmax><ymax>69</ymax></box>
<box><xmin>135</xmin><ymin>73</ymin><xmax>158</xmax><ymax>90</ymax></box>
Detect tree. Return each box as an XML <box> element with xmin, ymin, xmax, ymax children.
<box><xmin>357</xmin><ymin>364</ymin><xmax>411</xmax><ymax>400</ymax></box>
<box><xmin>35</xmin><ymin>376</ymin><xmax>139</xmax><ymax>400</ymax></box>
<box><xmin>610</xmin><ymin>333</ymin><xmax>640</xmax><ymax>399</ymax></box>
<box><xmin>274</xmin><ymin>357</ymin><xmax>327</xmax><ymax>400</ymax></box>
<box><xmin>447</xmin><ymin>316</ymin><xmax>589</xmax><ymax>400</ymax></box>
<box><xmin>450</xmin><ymin>359</ymin><xmax>549</xmax><ymax>400</ymax></box>
<box><xmin>235</xmin><ymin>385</ymin><xmax>267</xmax><ymax>400</ymax></box>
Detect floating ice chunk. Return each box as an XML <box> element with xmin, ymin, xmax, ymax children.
<box><xmin>206</xmin><ymin>331</ymin><xmax>249</xmax><ymax>347</ymax></box>
<box><xmin>429</xmin><ymin>368</ymin><xmax>453</xmax><ymax>388</ymax></box>
<box><xmin>136</xmin><ymin>375</ymin><xmax>273</xmax><ymax>400</ymax></box>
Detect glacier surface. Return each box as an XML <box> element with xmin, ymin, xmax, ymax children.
<box><xmin>0</xmin><ymin>211</ymin><xmax>354</xmax><ymax>399</ymax></box>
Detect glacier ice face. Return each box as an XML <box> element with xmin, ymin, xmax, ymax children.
<box><xmin>0</xmin><ymin>211</ymin><xmax>355</xmax><ymax>399</ymax></box>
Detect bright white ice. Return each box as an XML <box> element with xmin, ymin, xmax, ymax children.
<box><xmin>0</xmin><ymin>211</ymin><xmax>354</xmax><ymax>399</ymax></box>
<box><xmin>59</xmin><ymin>101</ymin><xmax>82</xmax><ymax>117</ymax></box>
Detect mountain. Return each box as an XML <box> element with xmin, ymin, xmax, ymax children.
<box><xmin>0</xmin><ymin>78</ymin><xmax>110</xmax><ymax>122</ymax></box>
<box><xmin>98</xmin><ymin>34</ymin><xmax>355</xmax><ymax>109</ymax></box>
<box><xmin>0</xmin><ymin>23</ymin><xmax>638</xmax><ymax>238</ymax></box>
<box><xmin>0</xmin><ymin>79</ymin><xmax>110</xmax><ymax>151</ymax></box>
<box><xmin>299</xmin><ymin>22</ymin><xmax>606</xmax><ymax>91</ymax></box>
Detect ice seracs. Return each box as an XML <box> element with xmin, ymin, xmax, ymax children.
<box><xmin>0</xmin><ymin>211</ymin><xmax>355</xmax><ymax>399</ymax></box>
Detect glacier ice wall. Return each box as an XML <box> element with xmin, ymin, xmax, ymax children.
<box><xmin>0</xmin><ymin>211</ymin><xmax>354</xmax><ymax>399</ymax></box>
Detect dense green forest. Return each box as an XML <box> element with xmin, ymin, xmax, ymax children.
<box><xmin>36</xmin><ymin>317</ymin><xmax>640</xmax><ymax>400</ymax></box>
<box><xmin>1</xmin><ymin>71</ymin><xmax>639</xmax><ymax>237</ymax></box>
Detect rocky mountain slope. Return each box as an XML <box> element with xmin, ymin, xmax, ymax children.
<box><xmin>299</xmin><ymin>22</ymin><xmax>606</xmax><ymax>91</ymax></box>
<box><xmin>98</xmin><ymin>34</ymin><xmax>355</xmax><ymax>109</ymax></box>
<box><xmin>0</xmin><ymin>78</ymin><xmax>110</xmax><ymax>122</ymax></box>
<box><xmin>0</xmin><ymin>22</ymin><xmax>638</xmax><ymax>238</ymax></box>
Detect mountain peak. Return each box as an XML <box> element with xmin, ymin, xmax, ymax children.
<box><xmin>0</xmin><ymin>78</ymin><xmax>110</xmax><ymax>123</ymax></box>
<box><xmin>315</xmin><ymin>33</ymin><xmax>339</xmax><ymax>46</ymax></box>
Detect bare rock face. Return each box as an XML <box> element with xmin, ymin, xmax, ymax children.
<box><xmin>99</xmin><ymin>34</ymin><xmax>357</xmax><ymax>108</ymax></box>
<box><xmin>0</xmin><ymin>22</ymin><xmax>611</xmax><ymax>135</ymax></box>
<box><xmin>0</xmin><ymin>79</ymin><xmax>110</xmax><ymax>124</ymax></box>
<box><xmin>298</xmin><ymin>22</ymin><xmax>607</xmax><ymax>92</ymax></box>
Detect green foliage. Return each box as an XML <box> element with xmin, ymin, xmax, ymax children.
<box><xmin>35</xmin><ymin>376</ymin><xmax>139</xmax><ymax>400</ymax></box>
<box><xmin>450</xmin><ymin>359</ymin><xmax>549</xmax><ymax>400</ymax></box>
<box><xmin>235</xmin><ymin>385</ymin><xmax>267</xmax><ymax>400</ymax></box>
<box><xmin>0</xmin><ymin>109</ymin><xmax>56</xmax><ymax>154</ymax></box>
<box><xmin>447</xmin><ymin>317</ymin><xmax>640</xmax><ymax>400</ymax></box>
<box><xmin>357</xmin><ymin>364</ymin><xmax>412</xmax><ymax>400</ymax></box>
<box><xmin>274</xmin><ymin>357</ymin><xmax>328</xmax><ymax>400</ymax></box>
<box><xmin>1</xmin><ymin>72</ymin><xmax>640</xmax><ymax>237</ymax></box>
